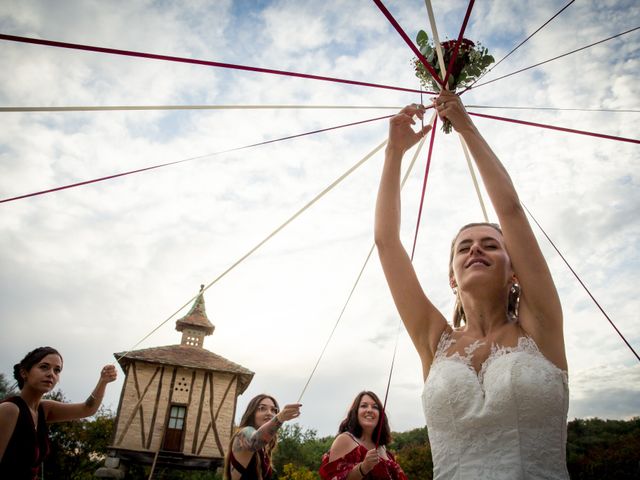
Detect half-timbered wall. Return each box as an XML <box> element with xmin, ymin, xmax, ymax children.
<box><xmin>113</xmin><ymin>361</ymin><xmax>239</xmax><ymax>459</ymax></box>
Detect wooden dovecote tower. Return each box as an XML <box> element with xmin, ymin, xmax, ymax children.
<box><xmin>103</xmin><ymin>285</ymin><xmax>254</xmax><ymax>473</ymax></box>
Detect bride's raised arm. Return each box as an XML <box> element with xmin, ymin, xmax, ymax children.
<box><xmin>435</xmin><ymin>90</ymin><xmax>566</xmax><ymax>370</ymax></box>
<box><xmin>374</xmin><ymin>105</ymin><xmax>448</xmax><ymax>379</ymax></box>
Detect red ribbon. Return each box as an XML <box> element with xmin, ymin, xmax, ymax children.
<box><xmin>0</xmin><ymin>114</ymin><xmax>393</xmax><ymax>204</ymax></box>
<box><xmin>372</xmin><ymin>0</ymin><xmax>444</xmax><ymax>89</ymax></box>
<box><xmin>468</xmin><ymin>112</ymin><xmax>640</xmax><ymax>144</ymax></box>
<box><xmin>442</xmin><ymin>0</ymin><xmax>476</xmax><ymax>89</ymax></box>
<box><xmin>0</xmin><ymin>33</ymin><xmax>423</xmax><ymax>95</ymax></box>
<box><xmin>410</xmin><ymin>116</ymin><xmax>439</xmax><ymax>260</ymax></box>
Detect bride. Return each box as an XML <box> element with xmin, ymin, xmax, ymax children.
<box><xmin>374</xmin><ymin>91</ymin><xmax>569</xmax><ymax>479</ymax></box>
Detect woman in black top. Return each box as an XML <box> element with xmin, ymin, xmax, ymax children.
<box><xmin>0</xmin><ymin>347</ymin><xmax>117</xmax><ymax>480</ymax></box>
<box><xmin>223</xmin><ymin>394</ymin><xmax>301</xmax><ymax>480</ymax></box>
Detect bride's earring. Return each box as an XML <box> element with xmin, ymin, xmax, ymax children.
<box><xmin>509</xmin><ymin>283</ymin><xmax>521</xmax><ymax>322</ymax></box>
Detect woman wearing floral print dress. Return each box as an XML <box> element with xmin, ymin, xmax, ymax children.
<box><xmin>319</xmin><ymin>391</ymin><xmax>407</xmax><ymax>480</ymax></box>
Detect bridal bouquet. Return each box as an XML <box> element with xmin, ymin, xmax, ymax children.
<box><xmin>414</xmin><ymin>30</ymin><xmax>494</xmax><ymax>133</ymax></box>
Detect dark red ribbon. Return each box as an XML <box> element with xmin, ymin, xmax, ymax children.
<box><xmin>522</xmin><ymin>203</ymin><xmax>640</xmax><ymax>363</ymax></box>
<box><xmin>0</xmin><ymin>33</ymin><xmax>423</xmax><ymax>95</ymax></box>
<box><xmin>468</xmin><ymin>112</ymin><xmax>640</xmax><ymax>144</ymax></box>
<box><xmin>372</xmin><ymin>0</ymin><xmax>444</xmax><ymax>88</ymax></box>
<box><xmin>0</xmin><ymin>114</ymin><xmax>393</xmax><ymax>204</ymax></box>
<box><xmin>442</xmin><ymin>0</ymin><xmax>476</xmax><ymax>89</ymax></box>
<box><xmin>462</xmin><ymin>0</ymin><xmax>576</xmax><ymax>93</ymax></box>
<box><xmin>410</xmin><ymin>116</ymin><xmax>439</xmax><ymax>261</ymax></box>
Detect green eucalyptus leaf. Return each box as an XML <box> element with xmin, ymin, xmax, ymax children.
<box><xmin>416</xmin><ymin>33</ymin><xmax>494</xmax><ymax>89</ymax></box>
<box><xmin>416</xmin><ymin>30</ymin><xmax>429</xmax><ymax>47</ymax></box>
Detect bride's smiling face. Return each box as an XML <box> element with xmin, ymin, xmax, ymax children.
<box><xmin>450</xmin><ymin>225</ymin><xmax>513</xmax><ymax>290</ymax></box>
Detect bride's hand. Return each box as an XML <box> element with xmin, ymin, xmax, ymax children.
<box><xmin>433</xmin><ymin>91</ymin><xmax>475</xmax><ymax>134</ymax></box>
<box><xmin>387</xmin><ymin>104</ymin><xmax>431</xmax><ymax>153</ymax></box>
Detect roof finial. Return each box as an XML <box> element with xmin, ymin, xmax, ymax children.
<box><xmin>175</xmin><ymin>284</ymin><xmax>214</xmax><ymax>337</ymax></box>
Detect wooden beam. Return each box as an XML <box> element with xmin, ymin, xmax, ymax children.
<box><xmin>146</xmin><ymin>365</ymin><xmax>165</xmax><ymax>450</ymax></box>
<box><xmin>209</xmin><ymin>372</ymin><xmax>225</xmax><ymax>455</ymax></box>
<box><xmin>132</xmin><ymin>363</ymin><xmax>147</xmax><ymax>446</ymax></box>
<box><xmin>116</xmin><ymin>366</ymin><xmax>161</xmax><ymax>445</ymax></box>
<box><xmin>214</xmin><ymin>375</ymin><xmax>236</xmax><ymax>421</ymax></box>
<box><xmin>192</xmin><ymin>370</ymin><xmax>208</xmax><ymax>454</ymax></box>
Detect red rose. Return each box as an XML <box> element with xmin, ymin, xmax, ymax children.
<box><xmin>440</xmin><ymin>38</ymin><xmax>475</xmax><ymax>50</ymax></box>
<box><xmin>440</xmin><ymin>38</ymin><xmax>475</xmax><ymax>80</ymax></box>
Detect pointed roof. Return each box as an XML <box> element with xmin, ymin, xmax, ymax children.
<box><xmin>175</xmin><ymin>285</ymin><xmax>214</xmax><ymax>335</ymax></box>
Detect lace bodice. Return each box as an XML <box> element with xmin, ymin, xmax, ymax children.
<box><xmin>422</xmin><ymin>330</ymin><xmax>569</xmax><ymax>479</ymax></box>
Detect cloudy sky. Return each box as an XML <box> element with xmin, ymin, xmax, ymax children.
<box><xmin>0</xmin><ymin>0</ymin><xmax>638</xmax><ymax>438</ymax></box>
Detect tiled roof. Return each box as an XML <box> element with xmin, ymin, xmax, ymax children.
<box><xmin>114</xmin><ymin>345</ymin><xmax>254</xmax><ymax>393</ymax></box>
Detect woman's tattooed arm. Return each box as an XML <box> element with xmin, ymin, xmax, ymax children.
<box><xmin>233</xmin><ymin>417</ymin><xmax>282</xmax><ymax>453</ymax></box>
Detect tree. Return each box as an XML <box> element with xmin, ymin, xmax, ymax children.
<box><xmin>394</xmin><ymin>444</ymin><xmax>433</xmax><ymax>479</ymax></box>
<box><xmin>566</xmin><ymin>417</ymin><xmax>640</xmax><ymax>480</ymax></box>
<box><xmin>387</xmin><ymin>426</ymin><xmax>433</xmax><ymax>479</ymax></box>
<box><xmin>43</xmin><ymin>390</ymin><xmax>116</xmax><ymax>480</ymax></box>
<box><xmin>272</xmin><ymin>424</ymin><xmax>331</xmax><ymax>478</ymax></box>
<box><xmin>0</xmin><ymin>372</ymin><xmax>17</xmax><ymax>399</ymax></box>
<box><xmin>389</xmin><ymin>426</ymin><xmax>430</xmax><ymax>450</ymax></box>
<box><xmin>279</xmin><ymin>463</ymin><xmax>319</xmax><ymax>480</ymax></box>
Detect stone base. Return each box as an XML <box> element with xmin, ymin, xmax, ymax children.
<box><xmin>94</xmin><ymin>466</ymin><xmax>126</xmax><ymax>479</ymax></box>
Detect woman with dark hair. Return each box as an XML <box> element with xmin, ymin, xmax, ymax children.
<box><xmin>0</xmin><ymin>346</ymin><xmax>117</xmax><ymax>479</ymax></box>
<box><xmin>319</xmin><ymin>391</ymin><xmax>407</xmax><ymax>480</ymax></box>
<box><xmin>374</xmin><ymin>91</ymin><xmax>569</xmax><ymax>478</ymax></box>
<box><xmin>223</xmin><ymin>394</ymin><xmax>301</xmax><ymax>480</ymax></box>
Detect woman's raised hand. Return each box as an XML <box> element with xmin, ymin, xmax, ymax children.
<box><xmin>433</xmin><ymin>90</ymin><xmax>475</xmax><ymax>134</ymax></box>
<box><xmin>276</xmin><ymin>403</ymin><xmax>302</xmax><ymax>423</ymax></box>
<box><xmin>99</xmin><ymin>364</ymin><xmax>118</xmax><ymax>383</ymax></box>
<box><xmin>387</xmin><ymin>104</ymin><xmax>431</xmax><ymax>154</ymax></box>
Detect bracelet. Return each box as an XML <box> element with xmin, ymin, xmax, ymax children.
<box><xmin>272</xmin><ymin>416</ymin><xmax>283</xmax><ymax>426</ymax></box>
<box><xmin>358</xmin><ymin>463</ymin><xmax>365</xmax><ymax>477</ymax></box>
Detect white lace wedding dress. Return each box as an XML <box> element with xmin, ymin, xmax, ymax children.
<box><xmin>422</xmin><ymin>330</ymin><xmax>570</xmax><ymax>479</ymax></box>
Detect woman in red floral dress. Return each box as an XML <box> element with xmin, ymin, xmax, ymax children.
<box><xmin>319</xmin><ymin>391</ymin><xmax>407</xmax><ymax>480</ymax></box>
